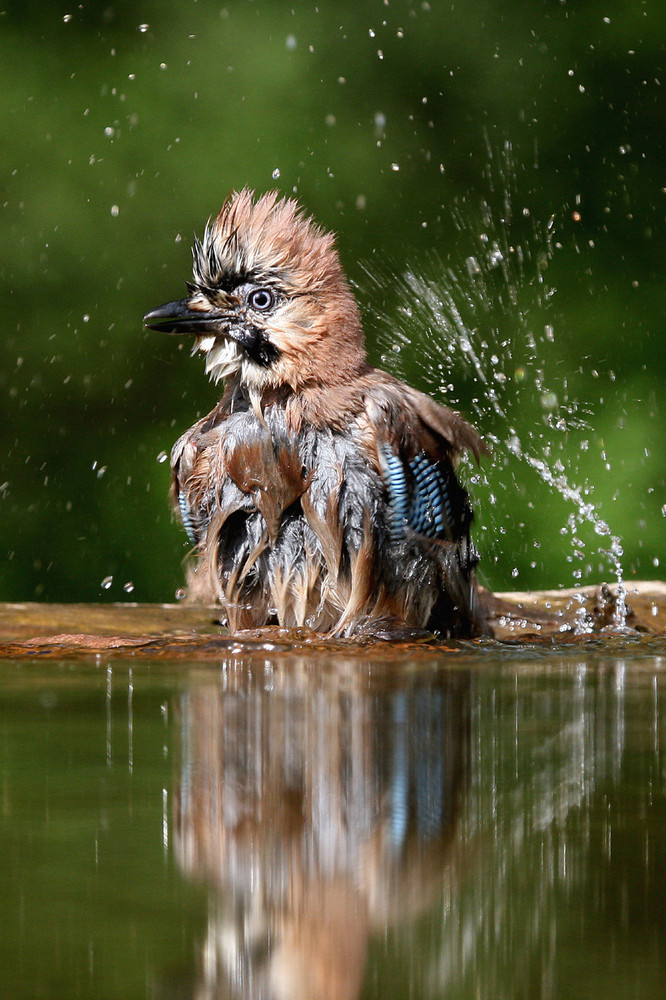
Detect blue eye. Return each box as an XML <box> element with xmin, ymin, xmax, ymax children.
<box><xmin>248</xmin><ymin>287</ymin><xmax>275</xmax><ymax>311</ymax></box>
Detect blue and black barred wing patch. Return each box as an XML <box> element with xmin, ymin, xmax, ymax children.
<box><xmin>380</xmin><ymin>444</ymin><xmax>472</xmax><ymax>544</ymax></box>
<box><xmin>380</xmin><ymin>446</ymin><xmax>410</xmax><ymax>542</ymax></box>
<box><xmin>409</xmin><ymin>452</ymin><xmax>455</xmax><ymax>538</ymax></box>
<box><xmin>178</xmin><ymin>489</ymin><xmax>200</xmax><ymax>546</ymax></box>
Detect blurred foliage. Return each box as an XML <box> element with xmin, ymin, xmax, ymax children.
<box><xmin>0</xmin><ymin>0</ymin><xmax>664</xmax><ymax>603</ymax></box>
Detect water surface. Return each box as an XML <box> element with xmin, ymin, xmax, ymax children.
<box><xmin>1</xmin><ymin>640</ymin><xmax>665</xmax><ymax>999</ymax></box>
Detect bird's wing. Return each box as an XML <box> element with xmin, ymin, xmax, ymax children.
<box><xmin>361</xmin><ymin>376</ymin><xmax>491</xmax><ymax>636</ymax></box>
<box><xmin>378</xmin><ymin>440</ymin><xmax>474</xmax><ymax>545</ymax></box>
<box><xmin>361</xmin><ymin>377</ymin><xmax>484</xmax><ymax>547</ymax></box>
<box><xmin>170</xmin><ymin>429</ymin><xmax>209</xmax><ymax>546</ymax></box>
<box><xmin>400</xmin><ymin>383</ymin><xmax>487</xmax><ymax>464</ymax></box>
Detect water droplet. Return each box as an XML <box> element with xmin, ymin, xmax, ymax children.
<box><xmin>96</xmin><ymin>466</ymin><xmax>107</xmax><ymax>479</ymax></box>
<box><xmin>104</xmin><ymin>126</ymin><xmax>115</xmax><ymax>138</ymax></box>
<box><xmin>156</xmin><ymin>450</ymin><xmax>168</xmax><ymax>464</ymax></box>
<box><xmin>175</xmin><ymin>587</ymin><xmax>187</xmax><ymax>601</ymax></box>
<box><xmin>511</xmin><ymin>567</ymin><xmax>519</xmax><ymax>578</ymax></box>
<box><xmin>63</xmin><ymin>13</ymin><xmax>73</xmax><ymax>23</ymax></box>
<box><xmin>271</xmin><ymin>167</ymin><xmax>281</xmax><ymax>179</ymax></box>
<box><xmin>391</xmin><ymin>162</ymin><xmax>400</xmax><ymax>172</ymax></box>
<box><xmin>285</xmin><ymin>34</ymin><xmax>297</xmax><ymax>50</ymax></box>
<box><xmin>110</xmin><ymin>205</ymin><xmax>119</xmax><ymax>217</ymax></box>
<box><xmin>123</xmin><ymin>581</ymin><xmax>135</xmax><ymax>593</ymax></box>
<box><xmin>138</xmin><ymin>23</ymin><xmax>149</xmax><ymax>32</ymax></box>
<box><xmin>101</xmin><ymin>575</ymin><xmax>113</xmax><ymax>590</ymax></box>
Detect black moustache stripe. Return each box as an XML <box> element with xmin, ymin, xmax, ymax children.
<box><xmin>244</xmin><ymin>325</ymin><xmax>281</xmax><ymax>368</ymax></box>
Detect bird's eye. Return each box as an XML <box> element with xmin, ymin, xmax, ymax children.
<box><xmin>248</xmin><ymin>287</ymin><xmax>275</xmax><ymax>311</ymax></box>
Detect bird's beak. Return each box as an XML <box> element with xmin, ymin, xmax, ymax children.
<box><xmin>143</xmin><ymin>298</ymin><xmax>225</xmax><ymax>335</ymax></box>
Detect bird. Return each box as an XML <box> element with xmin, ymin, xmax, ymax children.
<box><xmin>144</xmin><ymin>188</ymin><xmax>491</xmax><ymax>639</ymax></box>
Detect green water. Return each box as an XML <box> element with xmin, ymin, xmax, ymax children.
<box><xmin>1</xmin><ymin>644</ymin><xmax>666</xmax><ymax>999</ymax></box>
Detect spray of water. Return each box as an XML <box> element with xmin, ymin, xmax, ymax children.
<box><xmin>365</xmin><ymin>142</ymin><xmax>627</xmax><ymax>631</ymax></box>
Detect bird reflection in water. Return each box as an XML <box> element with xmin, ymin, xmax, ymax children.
<box><xmin>173</xmin><ymin>660</ymin><xmax>471</xmax><ymax>1000</ymax></box>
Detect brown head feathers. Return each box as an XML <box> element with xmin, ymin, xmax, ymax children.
<box><xmin>193</xmin><ymin>188</ymin><xmax>347</xmax><ymax>299</ymax></box>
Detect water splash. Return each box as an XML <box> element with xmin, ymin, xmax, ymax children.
<box><xmin>368</xmin><ymin>141</ymin><xmax>627</xmax><ymax>630</ymax></box>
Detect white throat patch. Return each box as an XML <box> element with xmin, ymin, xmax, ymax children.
<box><xmin>193</xmin><ymin>335</ymin><xmax>275</xmax><ymax>394</ymax></box>
<box><xmin>194</xmin><ymin>336</ymin><xmax>243</xmax><ymax>384</ymax></box>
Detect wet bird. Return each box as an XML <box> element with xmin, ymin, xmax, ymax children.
<box><xmin>144</xmin><ymin>189</ymin><xmax>490</xmax><ymax>638</ymax></box>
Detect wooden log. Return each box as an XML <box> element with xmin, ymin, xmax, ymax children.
<box><xmin>0</xmin><ymin>581</ymin><xmax>663</xmax><ymax>658</ymax></box>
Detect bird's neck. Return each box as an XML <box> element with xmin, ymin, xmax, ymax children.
<box><xmin>221</xmin><ymin>359</ymin><xmax>374</xmax><ymax>433</ymax></box>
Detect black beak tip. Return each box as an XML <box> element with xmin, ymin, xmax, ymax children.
<box><xmin>143</xmin><ymin>310</ymin><xmax>174</xmax><ymax>332</ymax></box>
<box><xmin>143</xmin><ymin>309</ymin><xmax>160</xmax><ymax>329</ymax></box>
<box><xmin>143</xmin><ymin>298</ymin><xmax>199</xmax><ymax>335</ymax></box>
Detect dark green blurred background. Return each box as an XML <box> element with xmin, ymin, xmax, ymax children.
<box><xmin>1</xmin><ymin>0</ymin><xmax>663</xmax><ymax>603</ymax></box>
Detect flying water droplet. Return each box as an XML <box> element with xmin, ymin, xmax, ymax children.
<box><xmin>101</xmin><ymin>576</ymin><xmax>113</xmax><ymax>590</ymax></box>
<box><xmin>540</xmin><ymin>392</ymin><xmax>558</xmax><ymax>411</ymax></box>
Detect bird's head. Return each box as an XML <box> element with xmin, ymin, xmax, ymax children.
<box><xmin>144</xmin><ymin>189</ymin><xmax>366</xmax><ymax>396</ymax></box>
